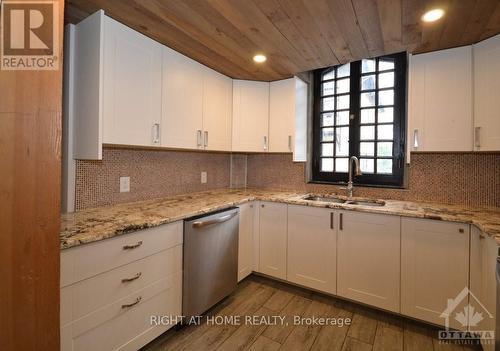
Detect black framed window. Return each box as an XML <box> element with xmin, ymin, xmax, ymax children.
<box><xmin>312</xmin><ymin>52</ymin><xmax>407</xmax><ymax>187</ymax></box>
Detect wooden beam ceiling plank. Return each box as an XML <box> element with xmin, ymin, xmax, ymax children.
<box><xmin>481</xmin><ymin>2</ymin><xmax>500</xmax><ymax>41</ymax></box>
<box><xmin>275</xmin><ymin>0</ymin><xmax>340</xmax><ymax>68</ymax></box>
<box><xmin>300</xmin><ymin>0</ymin><xmax>354</xmax><ymax>64</ymax></box>
<box><xmin>351</xmin><ymin>0</ymin><xmax>386</xmax><ymax>57</ymax></box>
<box><xmin>401</xmin><ymin>0</ymin><xmax>425</xmax><ymax>52</ymax></box>
<box><xmin>326</xmin><ymin>0</ymin><xmax>370</xmax><ymax>60</ymax></box>
<box><xmin>461</xmin><ymin>0</ymin><xmax>499</xmax><ymax>44</ymax></box>
<box><xmin>418</xmin><ymin>0</ymin><xmax>451</xmax><ymax>53</ymax></box>
<box><xmin>377</xmin><ymin>0</ymin><xmax>405</xmax><ymax>54</ymax></box>
<box><xmin>437</xmin><ymin>0</ymin><xmax>476</xmax><ymax>49</ymax></box>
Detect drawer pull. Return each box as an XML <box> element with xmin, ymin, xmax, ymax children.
<box><xmin>330</xmin><ymin>212</ymin><xmax>334</xmax><ymax>229</ymax></box>
<box><xmin>121</xmin><ymin>296</ymin><xmax>141</xmax><ymax>309</ymax></box>
<box><xmin>123</xmin><ymin>241</ymin><xmax>143</xmax><ymax>250</ymax></box>
<box><xmin>339</xmin><ymin>213</ymin><xmax>343</xmax><ymax>231</ymax></box>
<box><xmin>121</xmin><ymin>272</ymin><xmax>142</xmax><ymax>283</ymax></box>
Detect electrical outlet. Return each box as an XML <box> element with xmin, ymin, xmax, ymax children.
<box><xmin>120</xmin><ymin>176</ymin><xmax>130</xmax><ymax>192</ymax></box>
<box><xmin>201</xmin><ymin>171</ymin><xmax>207</xmax><ymax>184</ymax></box>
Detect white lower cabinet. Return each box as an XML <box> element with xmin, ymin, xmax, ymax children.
<box><xmin>287</xmin><ymin>205</ymin><xmax>336</xmax><ymax>294</ymax></box>
<box><xmin>401</xmin><ymin>218</ymin><xmax>469</xmax><ymax>329</ymax></box>
<box><xmin>237</xmin><ymin>202</ymin><xmax>255</xmax><ymax>282</ymax></box>
<box><xmin>337</xmin><ymin>211</ymin><xmax>400</xmax><ymax>312</ymax></box>
<box><xmin>258</xmin><ymin>201</ymin><xmax>287</xmax><ymax>280</ymax></box>
<box><xmin>60</xmin><ymin>222</ymin><xmax>183</xmax><ymax>351</ymax></box>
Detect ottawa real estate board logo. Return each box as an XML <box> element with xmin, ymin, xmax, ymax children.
<box><xmin>0</xmin><ymin>0</ymin><xmax>59</xmax><ymax>70</ymax></box>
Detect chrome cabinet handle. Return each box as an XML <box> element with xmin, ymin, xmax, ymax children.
<box><xmin>121</xmin><ymin>296</ymin><xmax>141</xmax><ymax>309</ymax></box>
<box><xmin>204</xmin><ymin>131</ymin><xmax>208</xmax><ymax>148</ymax></box>
<box><xmin>413</xmin><ymin>129</ymin><xmax>419</xmax><ymax>149</ymax></box>
<box><xmin>330</xmin><ymin>212</ymin><xmax>334</xmax><ymax>229</ymax></box>
<box><xmin>152</xmin><ymin>124</ymin><xmax>160</xmax><ymax>144</ymax></box>
<box><xmin>475</xmin><ymin>127</ymin><xmax>481</xmax><ymax>148</ymax></box>
<box><xmin>288</xmin><ymin>135</ymin><xmax>292</xmax><ymax>152</ymax></box>
<box><xmin>121</xmin><ymin>272</ymin><xmax>142</xmax><ymax>283</ymax></box>
<box><xmin>197</xmin><ymin>130</ymin><xmax>202</xmax><ymax>148</ymax></box>
<box><xmin>263</xmin><ymin>136</ymin><xmax>268</xmax><ymax>151</ymax></box>
<box><xmin>123</xmin><ymin>241</ymin><xmax>143</xmax><ymax>250</ymax></box>
<box><xmin>339</xmin><ymin>213</ymin><xmax>343</xmax><ymax>230</ymax></box>
<box><xmin>192</xmin><ymin>212</ymin><xmax>237</xmax><ymax>228</ymax></box>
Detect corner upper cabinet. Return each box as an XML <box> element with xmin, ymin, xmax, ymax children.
<box><xmin>70</xmin><ymin>10</ymin><xmax>162</xmax><ymax>159</ymax></box>
<box><xmin>408</xmin><ymin>46</ymin><xmax>473</xmax><ymax>158</ymax></box>
<box><xmin>232</xmin><ymin>80</ymin><xmax>270</xmax><ymax>152</ymax></box>
<box><xmin>161</xmin><ymin>46</ymin><xmax>204</xmax><ymax>150</ymax></box>
<box><xmin>269</xmin><ymin>77</ymin><xmax>308</xmax><ymax>160</ymax></box>
<box><xmin>473</xmin><ymin>34</ymin><xmax>500</xmax><ymax>151</ymax></box>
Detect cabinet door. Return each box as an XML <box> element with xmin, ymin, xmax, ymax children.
<box><xmin>162</xmin><ymin>46</ymin><xmax>203</xmax><ymax>149</ymax></box>
<box><xmin>269</xmin><ymin>78</ymin><xmax>295</xmax><ymax>153</ymax></box>
<box><xmin>473</xmin><ymin>34</ymin><xmax>500</xmax><ymax>151</ymax></box>
<box><xmin>202</xmin><ymin>67</ymin><xmax>232</xmax><ymax>151</ymax></box>
<box><xmin>401</xmin><ymin>218</ymin><xmax>469</xmax><ymax>329</ymax></box>
<box><xmin>337</xmin><ymin>211</ymin><xmax>400</xmax><ymax>312</ymax></box>
<box><xmin>258</xmin><ymin>202</ymin><xmax>287</xmax><ymax>279</ymax></box>
<box><xmin>287</xmin><ymin>205</ymin><xmax>336</xmax><ymax>294</ymax></box>
<box><xmin>408</xmin><ymin>46</ymin><xmax>473</xmax><ymax>156</ymax></box>
<box><xmin>232</xmin><ymin>80</ymin><xmax>269</xmax><ymax>152</ymax></box>
<box><xmin>237</xmin><ymin>202</ymin><xmax>255</xmax><ymax>282</ymax></box>
<box><xmin>102</xmin><ymin>16</ymin><xmax>162</xmax><ymax>147</ymax></box>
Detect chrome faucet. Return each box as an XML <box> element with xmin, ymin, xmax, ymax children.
<box><xmin>345</xmin><ymin>156</ymin><xmax>362</xmax><ymax>198</ymax></box>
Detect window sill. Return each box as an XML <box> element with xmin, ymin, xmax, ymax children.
<box><xmin>307</xmin><ymin>180</ymin><xmax>407</xmax><ymax>190</ymax></box>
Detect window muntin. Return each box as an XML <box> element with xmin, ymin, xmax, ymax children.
<box><xmin>313</xmin><ymin>53</ymin><xmax>406</xmax><ymax>187</ymax></box>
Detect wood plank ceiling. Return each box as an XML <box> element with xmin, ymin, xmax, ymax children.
<box><xmin>65</xmin><ymin>0</ymin><xmax>500</xmax><ymax>81</ymax></box>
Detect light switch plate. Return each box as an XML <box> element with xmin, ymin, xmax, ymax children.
<box><xmin>201</xmin><ymin>171</ymin><xmax>207</xmax><ymax>184</ymax></box>
<box><xmin>120</xmin><ymin>176</ymin><xmax>130</xmax><ymax>192</ymax></box>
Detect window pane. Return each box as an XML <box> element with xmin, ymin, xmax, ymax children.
<box><xmin>360</xmin><ymin>158</ymin><xmax>374</xmax><ymax>173</ymax></box>
<box><xmin>335</xmin><ymin>127</ymin><xmax>349</xmax><ymax>156</ymax></box>
<box><xmin>378</xmin><ymin>124</ymin><xmax>393</xmax><ymax>140</ymax></box>
<box><xmin>360</xmin><ymin>125</ymin><xmax>375</xmax><ymax>140</ymax></box>
<box><xmin>377</xmin><ymin>142</ymin><xmax>393</xmax><ymax>157</ymax></box>
<box><xmin>360</xmin><ymin>92</ymin><xmax>375</xmax><ymax>107</ymax></box>
<box><xmin>379</xmin><ymin>59</ymin><xmax>394</xmax><ymax>71</ymax></box>
<box><xmin>322</xmin><ymin>96</ymin><xmax>335</xmax><ymax>111</ymax></box>
<box><xmin>335</xmin><ymin>158</ymin><xmax>348</xmax><ymax>172</ymax></box>
<box><xmin>361</xmin><ymin>75</ymin><xmax>376</xmax><ymax>91</ymax></box>
<box><xmin>360</xmin><ymin>108</ymin><xmax>375</xmax><ymax>124</ymax></box>
<box><xmin>378</xmin><ymin>107</ymin><xmax>393</xmax><ymax>123</ymax></box>
<box><xmin>360</xmin><ymin>142</ymin><xmax>374</xmax><ymax>156</ymax></box>
<box><xmin>321</xmin><ymin>158</ymin><xmax>333</xmax><ymax>172</ymax></box>
<box><xmin>322</xmin><ymin>81</ymin><xmax>335</xmax><ymax>96</ymax></box>
<box><xmin>377</xmin><ymin>159</ymin><xmax>393</xmax><ymax>174</ymax></box>
<box><xmin>321</xmin><ymin>112</ymin><xmax>334</xmax><ymax>126</ymax></box>
<box><xmin>336</xmin><ymin>95</ymin><xmax>349</xmax><ymax>109</ymax></box>
<box><xmin>378</xmin><ymin>72</ymin><xmax>394</xmax><ymax>88</ymax></box>
<box><xmin>321</xmin><ymin>143</ymin><xmax>334</xmax><ymax>157</ymax></box>
<box><xmin>336</xmin><ymin>78</ymin><xmax>350</xmax><ymax>94</ymax></box>
<box><xmin>336</xmin><ymin>111</ymin><xmax>349</xmax><ymax>126</ymax></box>
<box><xmin>378</xmin><ymin>89</ymin><xmax>394</xmax><ymax>105</ymax></box>
<box><xmin>362</xmin><ymin>59</ymin><xmax>376</xmax><ymax>73</ymax></box>
<box><xmin>322</xmin><ymin>128</ymin><xmax>334</xmax><ymax>142</ymax></box>
<box><xmin>337</xmin><ymin>63</ymin><xmax>350</xmax><ymax>78</ymax></box>
<box><xmin>322</xmin><ymin>69</ymin><xmax>335</xmax><ymax>80</ymax></box>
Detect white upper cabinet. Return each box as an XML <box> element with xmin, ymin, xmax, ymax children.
<box><xmin>161</xmin><ymin>46</ymin><xmax>204</xmax><ymax>150</ymax></box>
<box><xmin>102</xmin><ymin>15</ymin><xmax>162</xmax><ymax>147</ymax></box>
<box><xmin>202</xmin><ymin>67</ymin><xmax>232</xmax><ymax>151</ymax></box>
<box><xmin>337</xmin><ymin>211</ymin><xmax>400</xmax><ymax>313</ymax></box>
<box><xmin>401</xmin><ymin>218</ymin><xmax>469</xmax><ymax>329</ymax></box>
<box><xmin>269</xmin><ymin>77</ymin><xmax>308</xmax><ymax>160</ymax></box>
<box><xmin>408</xmin><ymin>46</ymin><xmax>473</xmax><ymax>157</ymax></box>
<box><xmin>232</xmin><ymin>80</ymin><xmax>270</xmax><ymax>152</ymax></box>
<box><xmin>473</xmin><ymin>34</ymin><xmax>500</xmax><ymax>151</ymax></box>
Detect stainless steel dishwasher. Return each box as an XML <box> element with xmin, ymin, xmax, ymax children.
<box><xmin>183</xmin><ymin>207</ymin><xmax>239</xmax><ymax>317</ymax></box>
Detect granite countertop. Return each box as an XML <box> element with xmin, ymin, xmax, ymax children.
<box><xmin>60</xmin><ymin>188</ymin><xmax>500</xmax><ymax>250</ymax></box>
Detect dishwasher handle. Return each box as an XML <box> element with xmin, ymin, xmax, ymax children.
<box><xmin>192</xmin><ymin>212</ymin><xmax>237</xmax><ymax>228</ymax></box>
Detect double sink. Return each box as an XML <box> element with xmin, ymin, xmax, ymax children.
<box><xmin>302</xmin><ymin>194</ymin><xmax>386</xmax><ymax>207</ymax></box>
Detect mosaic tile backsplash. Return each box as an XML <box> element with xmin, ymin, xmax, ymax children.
<box><xmin>247</xmin><ymin>152</ymin><xmax>500</xmax><ymax>207</ymax></box>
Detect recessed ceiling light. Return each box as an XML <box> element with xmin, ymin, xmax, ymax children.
<box><xmin>253</xmin><ymin>54</ymin><xmax>267</xmax><ymax>63</ymax></box>
<box><xmin>422</xmin><ymin>8</ymin><xmax>445</xmax><ymax>22</ymax></box>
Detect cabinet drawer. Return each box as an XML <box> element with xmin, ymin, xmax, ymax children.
<box><xmin>61</xmin><ymin>272</ymin><xmax>182</xmax><ymax>351</ymax></box>
<box><xmin>61</xmin><ymin>221</ymin><xmax>183</xmax><ymax>287</ymax></box>
<box><xmin>61</xmin><ymin>245</ymin><xmax>182</xmax><ymax>325</ymax></box>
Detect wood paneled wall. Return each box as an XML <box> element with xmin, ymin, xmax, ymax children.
<box><xmin>0</xmin><ymin>0</ymin><xmax>64</xmax><ymax>349</ymax></box>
